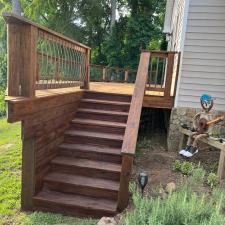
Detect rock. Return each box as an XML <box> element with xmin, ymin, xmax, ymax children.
<box><xmin>166</xmin><ymin>182</ymin><xmax>176</xmax><ymax>193</ymax></box>
<box><xmin>97</xmin><ymin>217</ymin><xmax>117</xmax><ymax>225</ymax></box>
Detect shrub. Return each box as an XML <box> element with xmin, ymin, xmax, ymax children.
<box><xmin>207</xmin><ymin>172</ymin><xmax>219</xmax><ymax>188</ymax></box>
<box><xmin>181</xmin><ymin>161</ymin><xmax>194</xmax><ymax>175</ymax></box>
<box><xmin>172</xmin><ymin>160</ymin><xmax>182</xmax><ymax>171</ymax></box>
<box><xmin>123</xmin><ymin>183</ymin><xmax>225</xmax><ymax>225</ymax></box>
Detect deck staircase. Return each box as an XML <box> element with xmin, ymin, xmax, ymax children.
<box><xmin>33</xmin><ymin>91</ymin><xmax>132</xmax><ymax>218</ymax></box>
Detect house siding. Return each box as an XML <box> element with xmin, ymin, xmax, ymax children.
<box><xmin>176</xmin><ymin>0</ymin><xmax>225</xmax><ymax>111</ymax></box>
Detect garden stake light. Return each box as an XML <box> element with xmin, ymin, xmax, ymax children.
<box><xmin>138</xmin><ymin>172</ymin><xmax>148</xmax><ymax>197</ymax></box>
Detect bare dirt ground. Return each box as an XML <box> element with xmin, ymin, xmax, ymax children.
<box><xmin>132</xmin><ymin>132</ymin><xmax>220</xmax><ymax>195</ymax></box>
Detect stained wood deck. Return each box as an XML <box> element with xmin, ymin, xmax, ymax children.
<box><xmin>6</xmin><ymin>82</ymin><xmax>174</xmax><ymax>109</ymax></box>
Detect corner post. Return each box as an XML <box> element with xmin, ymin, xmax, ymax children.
<box><xmin>20</xmin><ymin>24</ymin><xmax>37</xmax><ymax>97</ymax></box>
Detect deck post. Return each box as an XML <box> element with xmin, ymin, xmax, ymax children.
<box><xmin>6</xmin><ymin>21</ymin><xmax>37</xmax><ymax>97</ymax></box>
<box><xmin>117</xmin><ymin>154</ymin><xmax>134</xmax><ymax>212</ymax></box>
<box><xmin>102</xmin><ymin>67</ymin><xmax>106</xmax><ymax>81</ymax></box>
<box><xmin>21</xmin><ymin>134</ymin><xmax>36</xmax><ymax>210</ymax></box>
<box><xmin>125</xmin><ymin>70</ymin><xmax>129</xmax><ymax>83</ymax></box>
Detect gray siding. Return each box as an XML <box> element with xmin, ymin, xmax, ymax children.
<box><xmin>176</xmin><ymin>0</ymin><xmax>225</xmax><ymax>111</ymax></box>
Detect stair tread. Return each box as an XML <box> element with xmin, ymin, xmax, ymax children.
<box><xmin>51</xmin><ymin>156</ymin><xmax>121</xmax><ymax>172</ymax></box>
<box><xmin>59</xmin><ymin>143</ymin><xmax>121</xmax><ymax>155</ymax></box>
<box><xmin>77</xmin><ymin>108</ymin><xmax>129</xmax><ymax>116</ymax></box>
<box><xmin>34</xmin><ymin>190</ymin><xmax>117</xmax><ymax>213</ymax></box>
<box><xmin>81</xmin><ymin>98</ymin><xmax>130</xmax><ymax>106</ymax></box>
<box><xmin>65</xmin><ymin>130</ymin><xmax>124</xmax><ymax>141</ymax></box>
<box><xmin>71</xmin><ymin>118</ymin><xmax>127</xmax><ymax>128</ymax></box>
<box><xmin>44</xmin><ymin>172</ymin><xmax>120</xmax><ymax>191</ymax></box>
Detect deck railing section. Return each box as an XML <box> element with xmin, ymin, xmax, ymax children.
<box><xmin>146</xmin><ymin>51</ymin><xmax>180</xmax><ymax>97</ymax></box>
<box><xmin>3</xmin><ymin>13</ymin><xmax>91</xmax><ymax>97</ymax></box>
<box><xmin>90</xmin><ymin>64</ymin><xmax>137</xmax><ymax>83</ymax></box>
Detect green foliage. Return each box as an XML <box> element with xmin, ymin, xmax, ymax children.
<box><xmin>0</xmin><ymin>118</ymin><xmax>97</xmax><ymax>225</ymax></box>
<box><xmin>207</xmin><ymin>172</ymin><xmax>219</xmax><ymax>188</ymax></box>
<box><xmin>181</xmin><ymin>161</ymin><xmax>194</xmax><ymax>175</ymax></box>
<box><xmin>172</xmin><ymin>160</ymin><xmax>194</xmax><ymax>175</ymax></box>
<box><xmin>172</xmin><ymin>160</ymin><xmax>182</xmax><ymax>171</ymax></box>
<box><xmin>0</xmin><ymin>88</ymin><xmax>6</xmax><ymax>117</ymax></box>
<box><xmin>0</xmin><ymin>54</ymin><xmax>7</xmax><ymax>89</ymax></box>
<box><xmin>191</xmin><ymin>164</ymin><xmax>206</xmax><ymax>184</ymax></box>
<box><xmin>123</xmin><ymin>183</ymin><xmax>225</xmax><ymax>225</ymax></box>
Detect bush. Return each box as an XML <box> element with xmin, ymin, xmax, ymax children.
<box><xmin>123</xmin><ymin>183</ymin><xmax>225</xmax><ymax>225</ymax></box>
<box><xmin>207</xmin><ymin>172</ymin><xmax>219</xmax><ymax>188</ymax></box>
<box><xmin>0</xmin><ymin>88</ymin><xmax>6</xmax><ymax>117</ymax></box>
<box><xmin>181</xmin><ymin>161</ymin><xmax>194</xmax><ymax>175</ymax></box>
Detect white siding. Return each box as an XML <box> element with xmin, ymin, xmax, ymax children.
<box><xmin>168</xmin><ymin>0</ymin><xmax>186</xmax><ymax>51</ymax></box>
<box><xmin>176</xmin><ymin>0</ymin><xmax>225</xmax><ymax>111</ymax></box>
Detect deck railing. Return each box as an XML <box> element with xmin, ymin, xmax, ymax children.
<box><xmin>3</xmin><ymin>13</ymin><xmax>91</xmax><ymax>97</ymax></box>
<box><xmin>146</xmin><ymin>50</ymin><xmax>180</xmax><ymax>97</ymax></box>
<box><xmin>90</xmin><ymin>51</ymin><xmax>180</xmax><ymax>98</ymax></box>
<box><xmin>90</xmin><ymin>64</ymin><xmax>137</xmax><ymax>83</ymax></box>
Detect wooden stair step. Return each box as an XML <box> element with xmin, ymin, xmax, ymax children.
<box><xmin>51</xmin><ymin>157</ymin><xmax>121</xmax><ymax>173</ymax></box>
<box><xmin>65</xmin><ymin>130</ymin><xmax>123</xmax><ymax>141</ymax></box>
<box><xmin>80</xmin><ymin>98</ymin><xmax>130</xmax><ymax>112</ymax></box>
<box><xmin>71</xmin><ymin>118</ymin><xmax>127</xmax><ymax>128</ymax></box>
<box><xmin>44</xmin><ymin>172</ymin><xmax>120</xmax><ymax>191</ymax></box>
<box><xmin>43</xmin><ymin>172</ymin><xmax>119</xmax><ymax>199</ymax></box>
<box><xmin>84</xmin><ymin>91</ymin><xmax>132</xmax><ymax>102</ymax></box>
<box><xmin>34</xmin><ymin>190</ymin><xmax>117</xmax><ymax>218</ymax></box>
<box><xmin>59</xmin><ymin>143</ymin><xmax>121</xmax><ymax>155</ymax></box>
<box><xmin>58</xmin><ymin>143</ymin><xmax>122</xmax><ymax>163</ymax></box>
<box><xmin>81</xmin><ymin>98</ymin><xmax>130</xmax><ymax>106</ymax></box>
<box><xmin>77</xmin><ymin>108</ymin><xmax>129</xmax><ymax>116</ymax></box>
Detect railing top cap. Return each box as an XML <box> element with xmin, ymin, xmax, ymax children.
<box><xmin>3</xmin><ymin>12</ymin><xmax>91</xmax><ymax>50</ymax></box>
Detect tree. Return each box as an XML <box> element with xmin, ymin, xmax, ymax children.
<box><xmin>12</xmin><ymin>0</ymin><xmax>21</xmax><ymax>15</ymax></box>
<box><xmin>110</xmin><ymin>0</ymin><xmax>116</xmax><ymax>31</ymax></box>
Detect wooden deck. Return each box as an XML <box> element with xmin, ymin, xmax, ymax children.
<box><xmin>6</xmin><ymin>82</ymin><xmax>174</xmax><ymax>109</ymax></box>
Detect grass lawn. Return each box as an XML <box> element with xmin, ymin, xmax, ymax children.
<box><xmin>0</xmin><ymin>117</ymin><xmax>97</xmax><ymax>225</ymax></box>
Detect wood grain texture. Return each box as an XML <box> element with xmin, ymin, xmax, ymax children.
<box><xmin>21</xmin><ymin>137</ymin><xmax>36</xmax><ymax>210</ymax></box>
<box><xmin>7</xmin><ymin>23</ymin><xmax>21</xmax><ymax>96</ymax></box>
<box><xmin>117</xmin><ymin>155</ymin><xmax>134</xmax><ymax>211</ymax></box>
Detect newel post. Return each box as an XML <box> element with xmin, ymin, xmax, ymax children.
<box><xmin>6</xmin><ymin>17</ymin><xmax>37</xmax><ymax>97</ymax></box>
<box><xmin>117</xmin><ymin>154</ymin><xmax>134</xmax><ymax>212</ymax></box>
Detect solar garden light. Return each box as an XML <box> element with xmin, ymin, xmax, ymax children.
<box><xmin>138</xmin><ymin>172</ymin><xmax>148</xmax><ymax>197</ymax></box>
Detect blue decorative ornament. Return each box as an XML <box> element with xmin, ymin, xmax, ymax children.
<box><xmin>200</xmin><ymin>94</ymin><xmax>212</xmax><ymax>103</ymax></box>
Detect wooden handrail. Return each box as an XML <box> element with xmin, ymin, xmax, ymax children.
<box><xmin>117</xmin><ymin>51</ymin><xmax>150</xmax><ymax>211</ymax></box>
<box><xmin>121</xmin><ymin>52</ymin><xmax>150</xmax><ymax>155</ymax></box>
<box><xmin>3</xmin><ymin>12</ymin><xmax>90</xmax><ymax>50</ymax></box>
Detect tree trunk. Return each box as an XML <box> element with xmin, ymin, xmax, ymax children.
<box><xmin>12</xmin><ymin>0</ymin><xmax>21</xmax><ymax>16</ymax></box>
<box><xmin>110</xmin><ymin>0</ymin><xmax>116</xmax><ymax>32</ymax></box>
